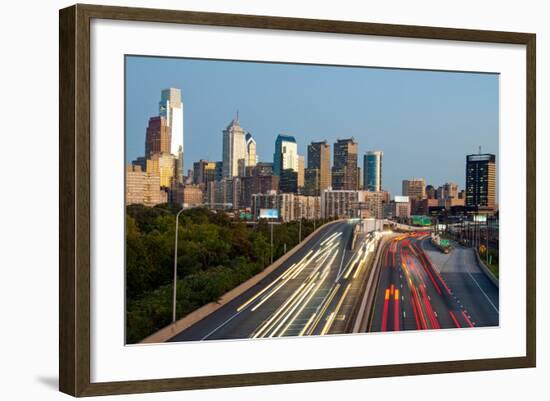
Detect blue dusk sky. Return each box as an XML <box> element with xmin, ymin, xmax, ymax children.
<box><xmin>125</xmin><ymin>55</ymin><xmax>499</xmax><ymax>197</ymax></box>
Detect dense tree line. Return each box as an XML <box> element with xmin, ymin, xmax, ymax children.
<box><xmin>126</xmin><ymin>204</ymin><xmax>327</xmax><ymax>343</ymax></box>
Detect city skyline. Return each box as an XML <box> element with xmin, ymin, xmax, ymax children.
<box><xmin>124</xmin><ymin>57</ymin><xmax>500</xmax><ymax>345</ymax></box>
<box><xmin>125</xmin><ymin>56</ymin><xmax>499</xmax><ymax>197</ymax></box>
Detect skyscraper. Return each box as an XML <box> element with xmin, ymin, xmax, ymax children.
<box><xmin>193</xmin><ymin>160</ymin><xmax>217</xmax><ymax>186</ymax></box>
<box><xmin>145</xmin><ymin>116</ymin><xmax>171</xmax><ymax>157</ymax></box>
<box><xmin>332</xmin><ymin>138</ymin><xmax>358</xmax><ymax>190</ymax></box>
<box><xmin>159</xmin><ymin>88</ymin><xmax>184</xmax><ymax>183</ymax></box>
<box><xmin>273</xmin><ymin>134</ymin><xmax>298</xmax><ymax>177</ymax></box>
<box><xmin>222</xmin><ymin>116</ymin><xmax>247</xmax><ymax>178</ymax></box>
<box><xmin>437</xmin><ymin>182</ymin><xmax>458</xmax><ymax>199</ymax></box>
<box><xmin>245</xmin><ymin>133</ymin><xmax>257</xmax><ymax>167</ymax></box>
<box><xmin>363</xmin><ymin>151</ymin><xmax>383</xmax><ymax>191</ymax></box>
<box><xmin>146</xmin><ymin>153</ymin><xmax>176</xmax><ymax>188</ymax></box>
<box><xmin>305</xmin><ymin>140</ymin><xmax>331</xmax><ymax>196</ymax></box>
<box><xmin>297</xmin><ymin>155</ymin><xmax>305</xmax><ymax>189</ymax></box>
<box><xmin>402</xmin><ymin>178</ymin><xmax>426</xmax><ymax>200</ymax></box>
<box><xmin>465</xmin><ymin>153</ymin><xmax>496</xmax><ymax>211</ymax></box>
<box><xmin>280</xmin><ymin>169</ymin><xmax>298</xmax><ymax>193</ymax></box>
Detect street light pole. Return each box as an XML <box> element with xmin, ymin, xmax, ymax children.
<box><xmin>299</xmin><ymin>218</ymin><xmax>302</xmax><ymax>243</ymax></box>
<box><xmin>172</xmin><ymin>206</ymin><xmax>186</xmax><ymax>323</ymax></box>
<box><xmin>172</xmin><ymin>201</ymin><xmax>232</xmax><ymax>324</ymax></box>
<box><xmin>486</xmin><ymin>218</ymin><xmax>490</xmax><ymax>264</ymax></box>
<box><xmin>270</xmin><ymin>221</ymin><xmax>274</xmax><ymax>265</ymax></box>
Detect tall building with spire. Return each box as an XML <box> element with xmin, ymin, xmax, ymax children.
<box><xmin>245</xmin><ymin>132</ymin><xmax>257</xmax><ymax>167</ymax></box>
<box><xmin>159</xmin><ymin>88</ymin><xmax>184</xmax><ymax>183</ymax></box>
<box><xmin>222</xmin><ymin>114</ymin><xmax>247</xmax><ymax>178</ymax></box>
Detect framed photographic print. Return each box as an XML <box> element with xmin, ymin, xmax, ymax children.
<box><xmin>59</xmin><ymin>4</ymin><xmax>536</xmax><ymax>397</ymax></box>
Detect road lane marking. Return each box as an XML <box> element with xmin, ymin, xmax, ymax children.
<box><xmin>321</xmin><ymin>283</ymin><xmax>352</xmax><ymax>335</ymax></box>
<box><xmin>307</xmin><ymin>283</ymin><xmax>341</xmax><ymax>335</ymax></box>
<box><xmin>270</xmin><ymin>280</ymin><xmax>316</xmax><ymax>337</ymax></box>
<box><xmin>465</xmin><ymin>270</ymin><xmax>499</xmax><ymax>313</ymax></box>
<box><xmin>200</xmin><ymin>309</ymin><xmax>245</xmax><ymax>340</ymax></box>
<box><xmin>197</xmin><ymin>223</ymin><xmax>344</xmax><ymax>340</ymax></box>
<box><xmin>299</xmin><ymin>313</ymin><xmax>317</xmax><ymax>336</ymax></box>
<box><xmin>461</xmin><ymin>310</ymin><xmax>475</xmax><ymax>327</ymax></box>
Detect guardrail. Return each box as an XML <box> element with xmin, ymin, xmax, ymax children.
<box><xmin>474</xmin><ymin>249</ymin><xmax>499</xmax><ymax>288</ymax></box>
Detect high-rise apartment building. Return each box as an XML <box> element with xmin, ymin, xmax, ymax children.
<box><xmin>360</xmin><ymin>191</ymin><xmax>390</xmax><ymax>219</ymax></box>
<box><xmin>159</xmin><ymin>88</ymin><xmax>184</xmax><ymax>183</ymax></box>
<box><xmin>402</xmin><ymin>178</ymin><xmax>426</xmax><ymax>200</ymax></box>
<box><xmin>363</xmin><ymin>151</ymin><xmax>383</xmax><ymax>191</ymax></box>
<box><xmin>208</xmin><ymin>178</ymin><xmax>242</xmax><ymax>209</ymax></box>
<box><xmin>306</xmin><ymin>140</ymin><xmax>331</xmax><ymax>196</ymax></box>
<box><xmin>297</xmin><ymin>155</ymin><xmax>305</xmax><ymax>189</ymax></box>
<box><xmin>241</xmin><ymin>174</ymin><xmax>279</xmax><ymax>207</ymax></box>
<box><xmin>145</xmin><ymin>116</ymin><xmax>171</xmax><ymax>157</ymax></box>
<box><xmin>465</xmin><ymin>153</ymin><xmax>496</xmax><ymax>211</ymax></box>
<box><xmin>321</xmin><ymin>189</ymin><xmax>359</xmax><ymax>219</ymax></box>
<box><xmin>222</xmin><ymin>117</ymin><xmax>247</xmax><ymax>178</ymax></box>
<box><xmin>332</xmin><ymin>138</ymin><xmax>358</xmax><ymax>190</ymax></box>
<box><xmin>251</xmin><ymin>192</ymin><xmax>320</xmax><ymax>222</ymax></box>
<box><xmin>273</xmin><ymin>134</ymin><xmax>298</xmax><ymax>177</ymax></box>
<box><xmin>126</xmin><ymin>165</ymin><xmax>167</xmax><ymax>207</ymax></box>
<box><xmin>321</xmin><ymin>189</ymin><xmax>389</xmax><ymax>219</ymax></box>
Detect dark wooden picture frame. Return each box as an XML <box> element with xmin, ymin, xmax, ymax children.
<box><xmin>59</xmin><ymin>3</ymin><xmax>536</xmax><ymax>397</ymax></box>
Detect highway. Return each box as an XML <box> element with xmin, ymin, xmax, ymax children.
<box><xmin>169</xmin><ymin>220</ymin><xmax>378</xmax><ymax>342</ymax></box>
<box><xmin>369</xmin><ymin>232</ymin><xmax>499</xmax><ymax>332</ymax></box>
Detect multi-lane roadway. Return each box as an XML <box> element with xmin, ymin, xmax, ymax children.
<box><xmin>369</xmin><ymin>232</ymin><xmax>499</xmax><ymax>332</ymax></box>
<box><xmin>169</xmin><ymin>220</ymin><xmax>378</xmax><ymax>342</ymax></box>
<box><xmin>169</xmin><ymin>224</ymin><xmax>499</xmax><ymax>343</ymax></box>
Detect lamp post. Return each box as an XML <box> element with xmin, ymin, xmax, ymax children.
<box><xmin>270</xmin><ymin>220</ymin><xmax>274</xmax><ymax>265</ymax></box>
<box><xmin>172</xmin><ymin>201</ymin><xmax>232</xmax><ymax>323</ymax></box>
<box><xmin>172</xmin><ymin>206</ymin><xmax>186</xmax><ymax>323</ymax></box>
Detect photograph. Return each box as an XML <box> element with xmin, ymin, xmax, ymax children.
<box><xmin>124</xmin><ymin>55</ymin><xmax>500</xmax><ymax>344</ymax></box>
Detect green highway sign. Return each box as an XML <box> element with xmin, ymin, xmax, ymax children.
<box><xmin>411</xmin><ymin>215</ymin><xmax>431</xmax><ymax>226</ymax></box>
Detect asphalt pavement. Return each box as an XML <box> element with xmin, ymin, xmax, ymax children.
<box><xmin>169</xmin><ymin>220</ymin><xmax>361</xmax><ymax>342</ymax></box>
<box><xmin>369</xmin><ymin>232</ymin><xmax>499</xmax><ymax>332</ymax></box>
